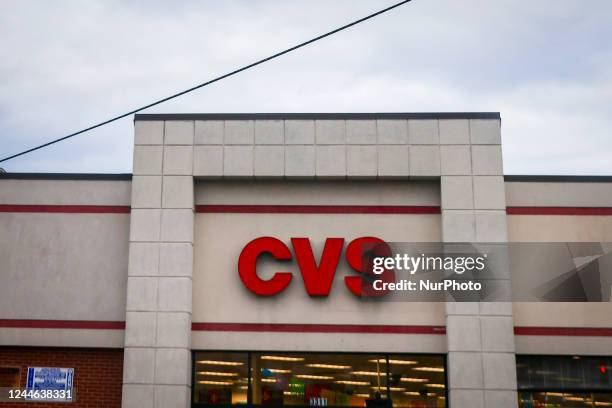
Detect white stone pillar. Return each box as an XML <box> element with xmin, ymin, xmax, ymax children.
<box><xmin>123</xmin><ymin>120</ymin><xmax>194</xmax><ymax>408</ymax></box>
<box><xmin>440</xmin><ymin>119</ymin><xmax>518</xmax><ymax>408</ymax></box>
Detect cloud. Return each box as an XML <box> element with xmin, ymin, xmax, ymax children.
<box><xmin>0</xmin><ymin>0</ymin><xmax>611</xmax><ymax>174</ymax></box>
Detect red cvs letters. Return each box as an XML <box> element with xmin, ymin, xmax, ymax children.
<box><xmin>238</xmin><ymin>236</ymin><xmax>394</xmax><ymax>297</ymax></box>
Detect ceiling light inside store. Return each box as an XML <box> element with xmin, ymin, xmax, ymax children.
<box><xmin>296</xmin><ymin>374</ymin><xmax>334</xmax><ymax>380</ymax></box>
<box><xmin>197</xmin><ymin>371</ymin><xmax>238</xmax><ymax>377</ymax></box>
<box><xmin>265</xmin><ymin>368</ymin><xmax>291</xmax><ymax>373</ymax></box>
<box><xmin>351</xmin><ymin>371</ymin><xmax>387</xmax><ymax>376</ymax></box>
<box><xmin>369</xmin><ymin>359</ymin><xmax>417</xmax><ymax>365</ymax></box>
<box><xmin>404</xmin><ymin>391</ymin><xmax>437</xmax><ymax>397</ymax></box>
<box><xmin>197</xmin><ymin>360</ymin><xmax>243</xmax><ymax>366</ymax></box>
<box><xmin>261</xmin><ymin>356</ymin><xmax>305</xmax><ymax>362</ymax></box>
<box><xmin>413</xmin><ymin>367</ymin><xmax>444</xmax><ymax>373</ymax></box>
<box><xmin>400</xmin><ymin>377</ymin><xmax>429</xmax><ymax>383</ymax></box>
<box><xmin>336</xmin><ymin>380</ymin><xmax>370</xmax><ymax>386</ymax></box>
<box><xmin>197</xmin><ymin>380</ymin><xmax>233</xmax><ymax>385</ymax></box>
<box><xmin>306</xmin><ymin>364</ymin><xmax>351</xmax><ymax>369</ymax></box>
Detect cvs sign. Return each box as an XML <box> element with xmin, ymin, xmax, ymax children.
<box><xmin>238</xmin><ymin>236</ymin><xmax>393</xmax><ymax>297</ymax></box>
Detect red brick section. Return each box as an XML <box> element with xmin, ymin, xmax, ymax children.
<box><xmin>0</xmin><ymin>347</ymin><xmax>123</xmax><ymax>408</ymax></box>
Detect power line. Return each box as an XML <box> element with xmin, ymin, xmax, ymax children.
<box><xmin>6</xmin><ymin>2</ymin><xmax>415</xmax><ymax>165</ymax></box>
<box><xmin>0</xmin><ymin>0</ymin><xmax>412</xmax><ymax>164</ymax></box>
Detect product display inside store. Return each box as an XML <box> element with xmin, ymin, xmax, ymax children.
<box><xmin>193</xmin><ymin>352</ymin><xmax>446</xmax><ymax>407</ymax></box>
<box><xmin>518</xmin><ymin>392</ymin><xmax>612</xmax><ymax>407</ymax></box>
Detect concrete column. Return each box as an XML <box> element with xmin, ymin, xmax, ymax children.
<box><xmin>123</xmin><ymin>120</ymin><xmax>194</xmax><ymax>408</ymax></box>
<box><xmin>440</xmin><ymin>119</ymin><xmax>518</xmax><ymax>408</ymax></box>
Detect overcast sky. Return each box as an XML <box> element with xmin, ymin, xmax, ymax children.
<box><xmin>1</xmin><ymin>0</ymin><xmax>611</xmax><ymax>174</ymax></box>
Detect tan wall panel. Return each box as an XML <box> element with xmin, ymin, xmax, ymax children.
<box><xmin>193</xmin><ymin>213</ymin><xmax>444</xmax><ymax>326</ymax></box>
<box><xmin>0</xmin><ymin>328</ymin><xmax>124</xmax><ymax>348</ymax></box>
<box><xmin>510</xmin><ymin>217</ymin><xmax>612</xmax><ymax>329</ymax></box>
<box><xmin>513</xmin><ymin>303</ymin><xmax>612</xmax><ymax>328</ymax></box>
<box><xmin>0</xmin><ymin>213</ymin><xmax>129</xmax><ymax>321</ymax></box>
<box><xmin>0</xmin><ymin>179</ymin><xmax>131</xmax><ymax>205</ymax></box>
<box><xmin>516</xmin><ymin>336</ymin><xmax>612</xmax><ymax>356</ymax></box>
<box><xmin>508</xmin><ymin>216</ymin><xmax>612</xmax><ymax>242</ymax></box>
<box><xmin>192</xmin><ymin>332</ymin><xmax>446</xmax><ymax>353</ymax></box>
<box><xmin>505</xmin><ymin>181</ymin><xmax>612</xmax><ymax>207</ymax></box>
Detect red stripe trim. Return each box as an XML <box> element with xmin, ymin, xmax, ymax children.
<box><xmin>195</xmin><ymin>205</ymin><xmax>441</xmax><ymax>214</ymax></box>
<box><xmin>0</xmin><ymin>205</ymin><xmax>130</xmax><ymax>214</ymax></box>
<box><xmin>2</xmin><ymin>204</ymin><xmax>611</xmax><ymax>216</ymax></box>
<box><xmin>2</xmin><ymin>320</ymin><xmax>610</xmax><ymax>337</ymax></box>
<box><xmin>3</xmin><ymin>204</ymin><xmax>611</xmax><ymax>216</ymax></box>
<box><xmin>515</xmin><ymin>327</ymin><xmax>612</xmax><ymax>337</ymax></box>
<box><xmin>191</xmin><ymin>322</ymin><xmax>446</xmax><ymax>334</ymax></box>
<box><xmin>0</xmin><ymin>319</ymin><xmax>125</xmax><ymax>330</ymax></box>
<box><xmin>507</xmin><ymin>207</ymin><xmax>612</xmax><ymax>216</ymax></box>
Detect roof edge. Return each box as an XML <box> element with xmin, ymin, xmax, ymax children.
<box><xmin>2</xmin><ymin>174</ymin><xmax>611</xmax><ymax>182</ymax></box>
<box><xmin>0</xmin><ymin>173</ymin><xmax>132</xmax><ymax>181</ymax></box>
<box><xmin>504</xmin><ymin>175</ymin><xmax>612</xmax><ymax>182</ymax></box>
<box><xmin>134</xmin><ymin>112</ymin><xmax>501</xmax><ymax>121</ymax></box>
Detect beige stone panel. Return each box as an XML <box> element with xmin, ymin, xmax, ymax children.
<box><xmin>122</xmin><ymin>384</ymin><xmax>154</xmax><ymax>408</ymax></box>
<box><xmin>450</xmin><ymin>390</ymin><xmax>483</xmax><ymax>408</ymax></box>
<box><xmin>135</xmin><ymin>120</ymin><xmax>164</xmax><ymax>145</ymax></box>
<box><xmin>195</xmin><ymin>120</ymin><xmax>223</xmax><ymax>145</ymax></box>
<box><xmin>154</xmin><ymin>385</ymin><xmax>190</xmax><ymax>408</ymax></box>
<box><xmin>164</xmin><ymin>121</ymin><xmax>194</xmax><ymax>145</ymax></box>
<box><xmin>507</xmin><ymin>215</ymin><xmax>612</xmax><ymax>242</ymax></box>
<box><xmin>195</xmin><ymin>180</ymin><xmax>440</xmax><ymax>206</ymax></box>
<box><xmin>192</xmin><ymin>331</ymin><xmax>446</xmax><ymax>353</ymax></box>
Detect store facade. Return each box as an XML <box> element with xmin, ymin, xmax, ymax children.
<box><xmin>1</xmin><ymin>113</ymin><xmax>611</xmax><ymax>408</ymax></box>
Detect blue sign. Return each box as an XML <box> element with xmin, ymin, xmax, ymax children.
<box><xmin>26</xmin><ymin>367</ymin><xmax>74</xmax><ymax>401</ymax></box>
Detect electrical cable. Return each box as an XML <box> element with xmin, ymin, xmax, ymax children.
<box><xmin>0</xmin><ymin>0</ymin><xmax>412</xmax><ymax>164</ymax></box>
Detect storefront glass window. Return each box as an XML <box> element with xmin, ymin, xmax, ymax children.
<box><xmin>193</xmin><ymin>352</ymin><xmax>249</xmax><ymax>405</ymax></box>
<box><xmin>386</xmin><ymin>354</ymin><xmax>446</xmax><ymax>408</ymax></box>
<box><xmin>517</xmin><ymin>355</ymin><xmax>612</xmax><ymax>408</ymax></box>
<box><xmin>193</xmin><ymin>352</ymin><xmax>447</xmax><ymax>407</ymax></box>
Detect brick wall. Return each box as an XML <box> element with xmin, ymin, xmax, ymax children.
<box><xmin>0</xmin><ymin>347</ymin><xmax>123</xmax><ymax>408</ymax></box>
